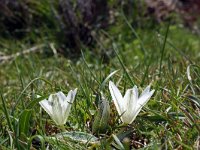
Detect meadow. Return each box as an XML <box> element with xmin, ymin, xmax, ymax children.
<box><xmin>0</xmin><ymin>1</ymin><xmax>200</xmax><ymax>149</ymax></box>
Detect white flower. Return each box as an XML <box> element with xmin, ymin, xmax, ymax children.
<box><xmin>109</xmin><ymin>81</ymin><xmax>154</xmax><ymax>124</ymax></box>
<box><xmin>39</xmin><ymin>89</ymin><xmax>77</xmax><ymax>125</ymax></box>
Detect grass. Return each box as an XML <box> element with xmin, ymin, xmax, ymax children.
<box><xmin>0</xmin><ymin>16</ymin><xmax>200</xmax><ymax>149</ymax></box>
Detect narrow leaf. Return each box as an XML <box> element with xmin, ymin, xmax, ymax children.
<box><xmin>19</xmin><ymin>109</ymin><xmax>32</xmax><ymax>136</ymax></box>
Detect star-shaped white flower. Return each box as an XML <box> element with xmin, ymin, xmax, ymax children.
<box><xmin>109</xmin><ymin>81</ymin><xmax>154</xmax><ymax>124</ymax></box>
<box><xmin>39</xmin><ymin>89</ymin><xmax>77</xmax><ymax>125</ymax></box>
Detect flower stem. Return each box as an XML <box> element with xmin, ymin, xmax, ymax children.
<box><xmin>59</xmin><ymin>125</ymin><xmax>66</xmax><ymax>132</ymax></box>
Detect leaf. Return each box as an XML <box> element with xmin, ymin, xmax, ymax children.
<box><xmin>0</xmin><ymin>93</ymin><xmax>13</xmax><ymax>131</ymax></box>
<box><xmin>112</xmin><ymin>134</ymin><xmax>125</xmax><ymax>150</ymax></box>
<box><xmin>100</xmin><ymin>69</ymin><xmax>119</xmax><ymax>90</ymax></box>
<box><xmin>188</xmin><ymin>95</ymin><xmax>200</xmax><ymax>107</ymax></box>
<box><xmin>92</xmin><ymin>97</ymin><xmax>110</xmax><ymax>134</ymax></box>
<box><xmin>19</xmin><ymin>109</ymin><xmax>32</xmax><ymax>137</ymax></box>
<box><xmin>49</xmin><ymin>131</ymin><xmax>98</xmax><ymax>144</ymax></box>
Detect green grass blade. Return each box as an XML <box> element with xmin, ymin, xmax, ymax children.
<box><xmin>0</xmin><ymin>93</ymin><xmax>13</xmax><ymax>131</ymax></box>
<box><xmin>113</xmin><ymin>43</ymin><xmax>134</xmax><ymax>86</ymax></box>
<box><xmin>121</xmin><ymin>9</ymin><xmax>146</xmax><ymax>55</ymax></box>
<box><xmin>100</xmin><ymin>70</ymin><xmax>119</xmax><ymax>90</ymax></box>
<box><xmin>159</xmin><ymin>22</ymin><xmax>170</xmax><ymax>78</ymax></box>
<box><xmin>19</xmin><ymin>109</ymin><xmax>32</xmax><ymax>137</ymax></box>
<box><xmin>81</xmin><ymin>50</ymin><xmax>100</xmax><ymax>85</ymax></box>
<box><xmin>11</xmin><ymin>77</ymin><xmax>52</xmax><ymax>115</ymax></box>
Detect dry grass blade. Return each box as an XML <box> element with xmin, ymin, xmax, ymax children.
<box><xmin>0</xmin><ymin>44</ymin><xmax>46</xmax><ymax>63</ymax></box>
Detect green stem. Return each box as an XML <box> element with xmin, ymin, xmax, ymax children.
<box><xmin>59</xmin><ymin>125</ymin><xmax>66</xmax><ymax>132</ymax></box>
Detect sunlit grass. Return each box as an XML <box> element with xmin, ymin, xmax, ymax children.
<box><xmin>0</xmin><ymin>20</ymin><xmax>199</xmax><ymax>149</ymax></box>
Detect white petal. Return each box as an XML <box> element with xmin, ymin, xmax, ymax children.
<box><xmin>39</xmin><ymin>99</ymin><xmax>53</xmax><ymax>117</ymax></box>
<box><xmin>63</xmin><ymin>106</ymin><xmax>72</xmax><ymax>124</ymax></box>
<box><xmin>62</xmin><ymin>89</ymin><xmax>77</xmax><ymax>123</ymax></box>
<box><xmin>124</xmin><ymin>89</ymin><xmax>135</xmax><ymax>108</ymax></box>
<box><xmin>63</xmin><ymin>90</ymin><xmax>73</xmax><ymax>110</ymax></box>
<box><xmin>140</xmin><ymin>85</ymin><xmax>150</xmax><ymax>97</ymax></box>
<box><xmin>56</xmin><ymin>91</ymin><xmax>67</xmax><ymax>105</ymax></box>
<box><xmin>133</xmin><ymin>85</ymin><xmax>139</xmax><ymax>99</ymax></box>
<box><xmin>135</xmin><ymin>89</ymin><xmax>155</xmax><ymax>114</ymax></box>
<box><xmin>72</xmin><ymin>88</ymin><xmax>78</xmax><ymax>101</ymax></box>
<box><xmin>109</xmin><ymin>81</ymin><xmax>124</xmax><ymax>116</ymax></box>
<box><xmin>66</xmin><ymin>90</ymin><xmax>74</xmax><ymax>102</ymax></box>
<box><xmin>122</xmin><ymin>86</ymin><xmax>140</xmax><ymax>124</ymax></box>
<box><xmin>48</xmin><ymin>94</ymin><xmax>54</xmax><ymax>103</ymax></box>
<box><xmin>121</xmin><ymin>88</ymin><xmax>136</xmax><ymax>123</ymax></box>
<box><xmin>138</xmin><ymin>89</ymin><xmax>154</xmax><ymax>107</ymax></box>
<box><xmin>52</xmin><ymin>94</ymin><xmax>64</xmax><ymax>125</ymax></box>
